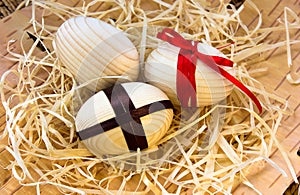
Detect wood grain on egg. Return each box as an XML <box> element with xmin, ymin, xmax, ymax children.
<box><xmin>145</xmin><ymin>43</ymin><xmax>234</xmax><ymax>107</ymax></box>
<box><xmin>55</xmin><ymin>16</ymin><xmax>139</xmax><ymax>91</ymax></box>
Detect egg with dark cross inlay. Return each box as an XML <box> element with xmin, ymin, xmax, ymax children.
<box><xmin>75</xmin><ymin>82</ymin><xmax>174</xmax><ymax>156</ymax></box>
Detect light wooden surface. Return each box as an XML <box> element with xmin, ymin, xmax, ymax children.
<box><xmin>233</xmin><ymin>0</ymin><xmax>300</xmax><ymax>194</ymax></box>
<box><xmin>0</xmin><ymin>0</ymin><xmax>299</xmax><ymax>194</ymax></box>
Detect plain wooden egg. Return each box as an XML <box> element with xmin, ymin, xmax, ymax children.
<box><xmin>75</xmin><ymin>82</ymin><xmax>174</xmax><ymax>156</ymax></box>
<box><xmin>144</xmin><ymin>42</ymin><xmax>235</xmax><ymax>107</ymax></box>
<box><xmin>55</xmin><ymin>16</ymin><xmax>139</xmax><ymax>91</ymax></box>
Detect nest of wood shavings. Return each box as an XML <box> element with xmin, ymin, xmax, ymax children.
<box><xmin>1</xmin><ymin>0</ymin><xmax>299</xmax><ymax>194</ymax></box>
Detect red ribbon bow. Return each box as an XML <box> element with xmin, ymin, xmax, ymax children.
<box><xmin>157</xmin><ymin>28</ymin><xmax>262</xmax><ymax>113</ymax></box>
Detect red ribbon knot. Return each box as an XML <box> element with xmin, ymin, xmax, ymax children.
<box><xmin>157</xmin><ymin>28</ymin><xmax>262</xmax><ymax>113</ymax></box>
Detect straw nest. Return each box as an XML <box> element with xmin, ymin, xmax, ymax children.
<box><xmin>1</xmin><ymin>0</ymin><xmax>299</xmax><ymax>194</ymax></box>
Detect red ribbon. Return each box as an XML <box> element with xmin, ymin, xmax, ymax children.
<box><xmin>157</xmin><ymin>28</ymin><xmax>262</xmax><ymax>113</ymax></box>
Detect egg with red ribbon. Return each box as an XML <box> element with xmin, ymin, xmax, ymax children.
<box><xmin>145</xmin><ymin>39</ymin><xmax>235</xmax><ymax>107</ymax></box>
<box><xmin>144</xmin><ymin>29</ymin><xmax>262</xmax><ymax>113</ymax></box>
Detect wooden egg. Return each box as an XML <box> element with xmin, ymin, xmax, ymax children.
<box><xmin>55</xmin><ymin>16</ymin><xmax>139</xmax><ymax>91</ymax></box>
<box><xmin>144</xmin><ymin>43</ymin><xmax>235</xmax><ymax>107</ymax></box>
<box><xmin>75</xmin><ymin>82</ymin><xmax>174</xmax><ymax>156</ymax></box>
